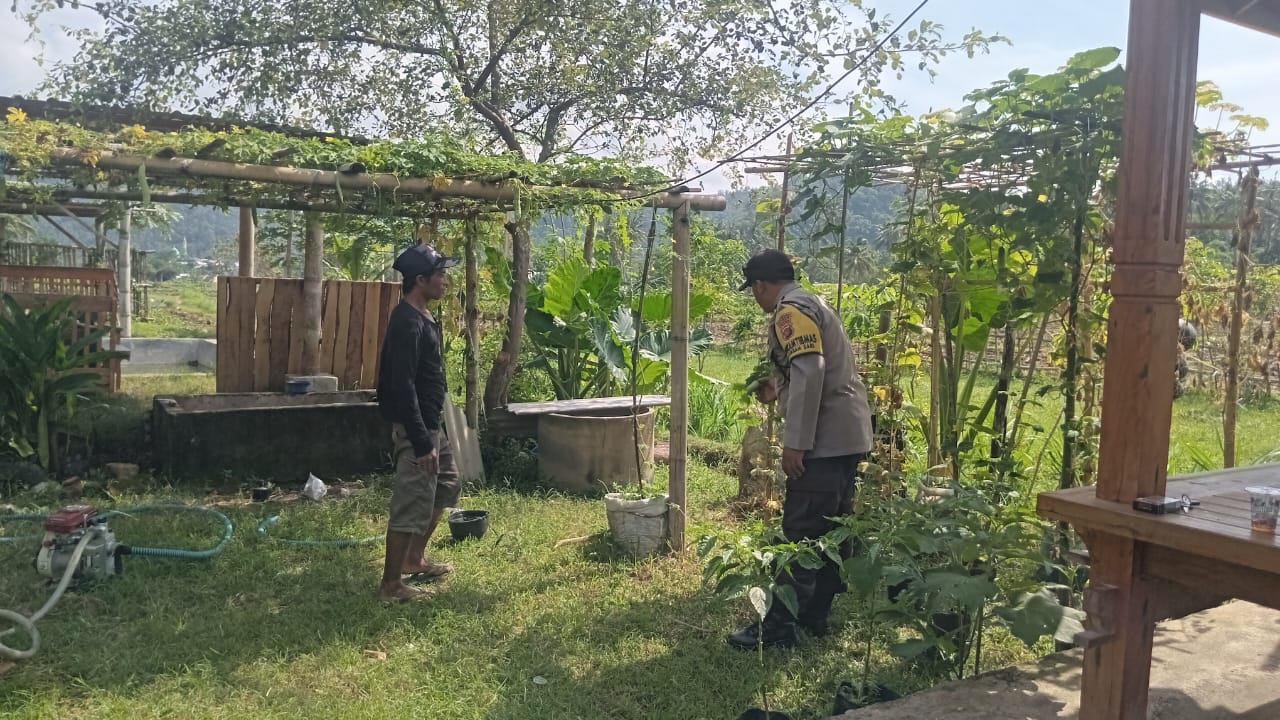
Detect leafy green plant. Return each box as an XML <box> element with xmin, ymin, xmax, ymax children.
<box><xmin>0</xmin><ymin>294</ymin><xmax>127</xmax><ymax>469</ymax></box>
<box><xmin>523</xmin><ymin>256</ymin><xmax>713</xmax><ymax>399</ymax></box>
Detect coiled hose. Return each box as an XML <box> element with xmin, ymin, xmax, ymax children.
<box><xmin>0</xmin><ymin>530</ymin><xmax>93</xmax><ymax>660</ymax></box>
<box><xmin>256</xmin><ymin>515</ymin><xmax>381</xmax><ymax>547</ymax></box>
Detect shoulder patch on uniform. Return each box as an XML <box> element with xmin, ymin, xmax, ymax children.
<box><xmin>774</xmin><ymin>305</ymin><xmax>822</xmax><ymax>360</ymax></box>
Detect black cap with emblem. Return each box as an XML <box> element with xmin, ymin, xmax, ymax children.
<box><xmin>738</xmin><ymin>249</ymin><xmax>795</xmax><ymax>291</ymax></box>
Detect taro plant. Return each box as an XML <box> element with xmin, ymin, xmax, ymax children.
<box><xmin>0</xmin><ymin>294</ymin><xmax>127</xmax><ymax>470</ymax></box>
<box><xmin>523</xmin><ymin>256</ymin><xmax>713</xmax><ymax>400</ymax></box>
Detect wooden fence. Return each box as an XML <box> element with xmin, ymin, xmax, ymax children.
<box><xmin>216</xmin><ymin>276</ymin><xmax>401</xmax><ymax>393</ymax></box>
<box><xmin>0</xmin><ymin>264</ymin><xmax>122</xmax><ymax>391</ymax></box>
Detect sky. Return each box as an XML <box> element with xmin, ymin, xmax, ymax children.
<box><xmin>2</xmin><ymin>0</ymin><xmax>1278</xmax><ymax>191</ymax></box>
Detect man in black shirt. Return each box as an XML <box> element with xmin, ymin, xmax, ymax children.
<box><xmin>376</xmin><ymin>242</ymin><xmax>460</xmax><ymax>603</ymax></box>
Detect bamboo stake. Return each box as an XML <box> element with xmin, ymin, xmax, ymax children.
<box><xmin>776</xmin><ymin>134</ymin><xmax>793</xmax><ymax>252</ymax></box>
<box><xmin>1224</xmin><ymin>166</ymin><xmax>1261</xmax><ymax>468</ymax></box>
<box><xmin>669</xmin><ymin>200</ymin><xmax>691</xmax><ymax>552</ymax></box>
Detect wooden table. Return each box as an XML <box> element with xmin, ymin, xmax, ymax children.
<box><xmin>1038</xmin><ymin>464</ymin><xmax>1280</xmax><ymax>718</ymax></box>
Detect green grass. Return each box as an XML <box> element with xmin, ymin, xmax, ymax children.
<box><xmin>0</xmin><ymin>460</ymin><xmax>1036</xmax><ymax>720</ymax></box>
<box><xmin>132</xmin><ymin>279</ymin><xmax>219</xmax><ymax>338</ymax></box>
<box><xmin>696</xmin><ymin>346</ymin><xmax>760</xmax><ymax>385</ymax></box>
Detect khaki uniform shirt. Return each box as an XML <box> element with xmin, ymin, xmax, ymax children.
<box><xmin>767</xmin><ymin>283</ymin><xmax>873</xmax><ymax>458</ymax></box>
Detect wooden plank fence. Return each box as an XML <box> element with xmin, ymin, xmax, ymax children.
<box><xmin>0</xmin><ymin>264</ymin><xmax>122</xmax><ymax>391</ymax></box>
<box><xmin>216</xmin><ymin>276</ymin><xmax>400</xmax><ymax>392</ymax></box>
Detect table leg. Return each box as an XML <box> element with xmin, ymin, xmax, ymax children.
<box><xmin>1079</xmin><ymin>532</ymin><xmax>1156</xmax><ymax>720</ymax></box>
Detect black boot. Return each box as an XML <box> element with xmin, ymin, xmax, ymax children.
<box><xmin>726</xmin><ymin>619</ymin><xmax>797</xmax><ymax>650</ymax></box>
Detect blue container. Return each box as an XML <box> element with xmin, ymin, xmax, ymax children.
<box><xmin>285</xmin><ymin>379</ymin><xmax>313</xmax><ymax>395</ymax></box>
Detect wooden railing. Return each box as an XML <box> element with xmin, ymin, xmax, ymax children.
<box><xmin>0</xmin><ymin>264</ymin><xmax>122</xmax><ymax>391</ymax></box>
<box><xmin>215</xmin><ymin>276</ymin><xmax>401</xmax><ymax>392</ymax></box>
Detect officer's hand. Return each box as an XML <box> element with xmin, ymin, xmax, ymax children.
<box><xmin>755</xmin><ymin>378</ymin><xmax>778</xmax><ymax>404</ymax></box>
<box><xmin>416</xmin><ymin>447</ymin><xmax>440</xmax><ymax>475</ymax></box>
<box><xmin>782</xmin><ymin>447</ymin><xmax>805</xmax><ymax>480</ymax></box>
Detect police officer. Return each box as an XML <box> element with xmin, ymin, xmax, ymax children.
<box><xmin>728</xmin><ymin>249</ymin><xmax>874</xmax><ymax>648</ymax></box>
<box><xmin>375</xmin><ymin>243</ymin><xmax>461</xmax><ymax>603</ymax></box>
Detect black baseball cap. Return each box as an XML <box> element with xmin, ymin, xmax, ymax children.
<box><xmin>738</xmin><ymin>249</ymin><xmax>795</xmax><ymax>290</ymax></box>
<box><xmin>393</xmin><ymin>243</ymin><xmax>459</xmax><ymax>280</ymax></box>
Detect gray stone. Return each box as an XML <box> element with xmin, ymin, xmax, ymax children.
<box><xmin>831</xmin><ymin>602</ymin><xmax>1280</xmax><ymax>719</ymax></box>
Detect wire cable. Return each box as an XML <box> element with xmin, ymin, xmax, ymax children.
<box><xmin>638</xmin><ymin>0</ymin><xmax>934</xmax><ymax>200</ymax></box>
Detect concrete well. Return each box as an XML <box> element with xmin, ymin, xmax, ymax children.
<box><xmin>536</xmin><ymin>406</ymin><xmax>655</xmax><ymax>494</ymax></box>
<box><xmin>152</xmin><ymin>390</ymin><xmax>390</xmax><ymax>482</ymax></box>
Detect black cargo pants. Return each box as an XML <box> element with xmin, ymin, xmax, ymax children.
<box><xmin>767</xmin><ymin>453</ymin><xmax>864</xmax><ymax>628</ymax></box>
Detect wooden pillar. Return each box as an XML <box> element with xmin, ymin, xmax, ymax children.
<box><xmin>668</xmin><ymin>200</ymin><xmax>691</xmax><ymax>551</ymax></box>
<box><xmin>118</xmin><ymin>203</ymin><xmax>133</xmax><ymax>338</ymax></box>
<box><xmin>238</xmin><ymin>205</ymin><xmax>256</xmax><ymax>277</ymax></box>
<box><xmin>1082</xmin><ymin>2</ymin><xmax>1200</xmax><ymax>719</ymax></box>
<box><xmin>299</xmin><ymin>212</ymin><xmax>324</xmax><ymax>374</ymax></box>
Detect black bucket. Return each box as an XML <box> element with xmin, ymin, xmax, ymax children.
<box><xmin>448</xmin><ymin>509</ymin><xmax>489</xmax><ymax>541</ymax></box>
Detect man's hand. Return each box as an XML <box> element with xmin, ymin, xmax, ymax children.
<box><xmin>416</xmin><ymin>447</ymin><xmax>440</xmax><ymax>475</ymax></box>
<box><xmin>755</xmin><ymin>378</ymin><xmax>778</xmax><ymax>404</ymax></box>
<box><xmin>782</xmin><ymin>447</ymin><xmax>806</xmax><ymax>480</ymax></box>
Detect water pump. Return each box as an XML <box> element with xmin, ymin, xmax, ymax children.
<box><xmin>34</xmin><ymin>505</ymin><xmax>121</xmax><ymax>581</ymax></box>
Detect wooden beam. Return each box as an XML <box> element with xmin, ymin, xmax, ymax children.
<box><xmin>44</xmin><ymin>147</ymin><xmax>729</xmax><ymax>211</ymax></box>
<box><xmin>1200</xmin><ymin>0</ymin><xmax>1280</xmax><ymax>38</ymax></box>
<box><xmin>29</xmin><ymin>188</ymin><xmax>495</xmax><ymax>219</ymax></box>
<box><xmin>299</xmin><ymin>213</ymin><xmax>324</xmax><ymax>374</ymax></box>
<box><xmin>668</xmin><ymin>200</ymin><xmax>691</xmax><ymax>552</ymax></box>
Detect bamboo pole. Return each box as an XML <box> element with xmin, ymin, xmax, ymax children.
<box><xmin>776</xmin><ymin>133</ymin><xmax>793</xmax><ymax>252</ymax></box>
<box><xmin>118</xmin><ymin>203</ymin><xmax>133</xmax><ymax>338</ymax></box>
<box><xmin>669</xmin><ymin>200</ymin><xmax>691</xmax><ymax>552</ymax></box>
<box><xmin>464</xmin><ymin>218</ymin><xmax>481</xmax><ymax>429</ymax></box>
<box><xmin>1224</xmin><ymin>166</ymin><xmax>1261</xmax><ymax>468</ymax></box>
<box><xmin>238</xmin><ymin>205</ymin><xmax>256</xmax><ymax>277</ymax></box>
<box><xmin>300</xmin><ymin>212</ymin><xmax>325</xmax><ymax>374</ymax></box>
<box><xmin>43</xmin><ymin>148</ymin><xmax>728</xmax><ymax>211</ymax></box>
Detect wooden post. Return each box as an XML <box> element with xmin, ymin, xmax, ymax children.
<box><xmin>776</xmin><ymin>133</ymin><xmax>793</xmax><ymax>252</ymax></box>
<box><xmin>464</xmin><ymin>217</ymin><xmax>481</xmax><ymax>428</ymax></box>
<box><xmin>669</xmin><ymin>200</ymin><xmax>691</xmax><ymax>551</ymax></box>
<box><xmin>238</xmin><ymin>205</ymin><xmax>256</xmax><ymax>277</ymax></box>
<box><xmin>1223</xmin><ymin>166</ymin><xmax>1260</xmax><ymax>468</ymax></box>
<box><xmin>582</xmin><ymin>212</ymin><xmax>597</xmax><ymax>266</ymax></box>
<box><xmin>118</xmin><ymin>203</ymin><xmax>133</xmax><ymax>338</ymax></box>
<box><xmin>300</xmin><ymin>212</ymin><xmax>325</xmax><ymax>374</ymax></box>
<box><xmin>1083</xmin><ymin>1</ymin><xmax>1200</xmax><ymax>718</ymax></box>
<box><xmin>284</xmin><ymin>211</ymin><xmax>295</xmax><ymax>277</ymax></box>
<box><xmin>93</xmin><ymin>216</ymin><xmax>106</xmax><ymax>259</ymax></box>
<box><xmin>483</xmin><ymin>217</ymin><xmax>530</xmax><ymax>411</ymax></box>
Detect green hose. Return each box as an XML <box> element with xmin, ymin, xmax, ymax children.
<box><xmin>107</xmin><ymin>505</ymin><xmax>234</xmax><ymax>560</ymax></box>
<box><xmin>0</xmin><ymin>513</ymin><xmax>45</xmax><ymax>543</ymax></box>
<box><xmin>256</xmin><ymin>515</ymin><xmax>382</xmax><ymax>547</ymax></box>
<box><xmin>0</xmin><ymin>504</ymin><xmax>234</xmax><ymax>559</ymax></box>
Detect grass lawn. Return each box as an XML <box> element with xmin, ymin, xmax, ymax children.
<box><xmin>132</xmin><ymin>279</ymin><xmax>219</xmax><ymax>339</ymax></box>
<box><xmin>0</xmin><ymin>460</ymin><xmax>1041</xmax><ymax>720</ymax></box>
